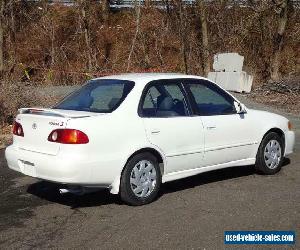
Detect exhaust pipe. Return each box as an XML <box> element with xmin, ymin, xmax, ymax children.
<box><xmin>59</xmin><ymin>187</ymin><xmax>84</xmax><ymax>195</ymax></box>
<box><xmin>59</xmin><ymin>186</ymin><xmax>100</xmax><ymax>195</ymax></box>
<box><xmin>59</xmin><ymin>188</ymin><xmax>72</xmax><ymax>194</ymax></box>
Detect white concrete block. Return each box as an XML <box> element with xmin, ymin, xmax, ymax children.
<box><xmin>213</xmin><ymin>53</ymin><xmax>244</xmax><ymax>72</ymax></box>
<box><xmin>208</xmin><ymin>71</ymin><xmax>253</xmax><ymax>93</ymax></box>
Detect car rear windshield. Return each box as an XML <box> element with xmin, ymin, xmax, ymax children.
<box><xmin>54</xmin><ymin>79</ymin><xmax>135</xmax><ymax>113</ymax></box>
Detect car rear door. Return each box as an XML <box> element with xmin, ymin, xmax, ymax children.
<box><xmin>184</xmin><ymin>79</ymin><xmax>257</xmax><ymax>166</ymax></box>
<box><xmin>140</xmin><ymin>79</ymin><xmax>205</xmax><ymax>174</ymax></box>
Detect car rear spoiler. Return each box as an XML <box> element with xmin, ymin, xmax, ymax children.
<box><xmin>18</xmin><ymin>108</ymin><xmax>90</xmax><ymax>118</ymax></box>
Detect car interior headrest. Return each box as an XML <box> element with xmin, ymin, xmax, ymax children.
<box><xmin>78</xmin><ymin>95</ymin><xmax>94</xmax><ymax>108</ymax></box>
<box><xmin>158</xmin><ymin>96</ymin><xmax>173</xmax><ymax>111</ymax></box>
<box><xmin>108</xmin><ymin>98</ymin><xmax>120</xmax><ymax>110</ymax></box>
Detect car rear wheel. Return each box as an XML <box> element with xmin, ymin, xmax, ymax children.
<box><xmin>255</xmin><ymin>132</ymin><xmax>284</xmax><ymax>175</ymax></box>
<box><xmin>120</xmin><ymin>153</ymin><xmax>161</xmax><ymax>206</ymax></box>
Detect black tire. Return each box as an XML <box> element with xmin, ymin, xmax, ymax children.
<box><xmin>120</xmin><ymin>153</ymin><xmax>161</xmax><ymax>206</ymax></box>
<box><xmin>255</xmin><ymin>132</ymin><xmax>284</xmax><ymax>175</ymax></box>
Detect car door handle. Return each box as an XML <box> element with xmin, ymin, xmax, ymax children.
<box><xmin>207</xmin><ymin>126</ymin><xmax>216</xmax><ymax>130</ymax></box>
<box><xmin>151</xmin><ymin>130</ymin><xmax>160</xmax><ymax>134</ymax></box>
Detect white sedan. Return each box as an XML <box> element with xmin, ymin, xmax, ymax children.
<box><xmin>5</xmin><ymin>73</ymin><xmax>295</xmax><ymax>205</ymax></box>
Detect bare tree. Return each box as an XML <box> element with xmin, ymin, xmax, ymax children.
<box><xmin>126</xmin><ymin>2</ymin><xmax>141</xmax><ymax>72</ymax></box>
<box><xmin>0</xmin><ymin>0</ymin><xmax>5</xmax><ymax>75</ymax></box>
<box><xmin>197</xmin><ymin>0</ymin><xmax>210</xmax><ymax>76</ymax></box>
<box><xmin>0</xmin><ymin>0</ymin><xmax>12</xmax><ymax>76</ymax></box>
<box><xmin>100</xmin><ymin>0</ymin><xmax>110</xmax><ymax>22</ymax></box>
<box><xmin>78</xmin><ymin>0</ymin><xmax>92</xmax><ymax>71</ymax></box>
<box><xmin>175</xmin><ymin>0</ymin><xmax>189</xmax><ymax>74</ymax></box>
<box><xmin>270</xmin><ymin>0</ymin><xmax>290</xmax><ymax>81</ymax></box>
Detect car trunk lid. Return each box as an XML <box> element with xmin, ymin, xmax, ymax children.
<box><xmin>14</xmin><ymin>108</ymin><xmax>96</xmax><ymax>155</ymax></box>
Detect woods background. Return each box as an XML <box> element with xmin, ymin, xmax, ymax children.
<box><xmin>0</xmin><ymin>0</ymin><xmax>299</xmax><ymax>126</ymax></box>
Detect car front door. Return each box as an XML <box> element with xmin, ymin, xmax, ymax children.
<box><xmin>184</xmin><ymin>79</ymin><xmax>257</xmax><ymax>166</ymax></box>
<box><xmin>140</xmin><ymin>79</ymin><xmax>205</xmax><ymax>174</ymax></box>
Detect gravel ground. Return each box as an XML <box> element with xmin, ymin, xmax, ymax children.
<box><xmin>0</xmin><ymin>88</ymin><xmax>299</xmax><ymax>249</ymax></box>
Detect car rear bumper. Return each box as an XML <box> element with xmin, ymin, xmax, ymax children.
<box><xmin>5</xmin><ymin>145</ymin><xmax>110</xmax><ymax>186</ymax></box>
<box><xmin>284</xmin><ymin>130</ymin><xmax>295</xmax><ymax>156</ymax></box>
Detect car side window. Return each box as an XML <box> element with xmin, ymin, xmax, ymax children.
<box><xmin>141</xmin><ymin>82</ymin><xmax>189</xmax><ymax>117</ymax></box>
<box><xmin>142</xmin><ymin>87</ymin><xmax>160</xmax><ymax>109</ymax></box>
<box><xmin>186</xmin><ymin>81</ymin><xmax>236</xmax><ymax>116</ymax></box>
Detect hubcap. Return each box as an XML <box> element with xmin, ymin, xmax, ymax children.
<box><xmin>130</xmin><ymin>160</ymin><xmax>157</xmax><ymax>198</ymax></box>
<box><xmin>264</xmin><ymin>139</ymin><xmax>282</xmax><ymax>169</ymax></box>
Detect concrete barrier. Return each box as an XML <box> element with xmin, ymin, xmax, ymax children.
<box><xmin>208</xmin><ymin>53</ymin><xmax>253</xmax><ymax>93</ymax></box>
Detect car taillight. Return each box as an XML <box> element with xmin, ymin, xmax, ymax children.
<box><xmin>12</xmin><ymin>121</ymin><xmax>24</xmax><ymax>137</ymax></box>
<box><xmin>48</xmin><ymin>129</ymin><xmax>89</xmax><ymax>144</ymax></box>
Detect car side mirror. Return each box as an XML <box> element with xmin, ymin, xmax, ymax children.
<box><xmin>234</xmin><ymin>101</ymin><xmax>247</xmax><ymax>114</ymax></box>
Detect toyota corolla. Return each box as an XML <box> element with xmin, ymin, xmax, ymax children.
<box><xmin>5</xmin><ymin>73</ymin><xmax>295</xmax><ymax>205</ymax></box>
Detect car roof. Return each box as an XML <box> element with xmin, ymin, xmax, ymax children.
<box><xmin>91</xmin><ymin>73</ymin><xmax>206</xmax><ymax>84</ymax></box>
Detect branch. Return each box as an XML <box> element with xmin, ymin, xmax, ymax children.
<box><xmin>126</xmin><ymin>2</ymin><xmax>141</xmax><ymax>72</ymax></box>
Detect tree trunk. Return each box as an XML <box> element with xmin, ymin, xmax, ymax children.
<box><xmin>145</xmin><ymin>0</ymin><xmax>151</xmax><ymax>8</ymax></box>
<box><xmin>198</xmin><ymin>0</ymin><xmax>210</xmax><ymax>76</ymax></box>
<box><xmin>50</xmin><ymin>25</ymin><xmax>55</xmax><ymax>67</ymax></box>
<box><xmin>182</xmin><ymin>41</ymin><xmax>188</xmax><ymax>74</ymax></box>
<box><xmin>100</xmin><ymin>0</ymin><xmax>109</xmax><ymax>22</ymax></box>
<box><xmin>0</xmin><ymin>0</ymin><xmax>5</xmax><ymax>75</ymax></box>
<box><xmin>78</xmin><ymin>0</ymin><xmax>92</xmax><ymax>71</ymax></box>
<box><xmin>270</xmin><ymin>0</ymin><xmax>289</xmax><ymax>81</ymax></box>
<box><xmin>126</xmin><ymin>3</ymin><xmax>141</xmax><ymax>72</ymax></box>
<box><xmin>178</xmin><ymin>2</ymin><xmax>188</xmax><ymax>74</ymax></box>
<box><xmin>9</xmin><ymin>1</ymin><xmax>15</xmax><ymax>42</ymax></box>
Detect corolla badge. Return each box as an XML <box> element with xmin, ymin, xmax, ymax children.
<box><xmin>32</xmin><ymin>123</ymin><xmax>37</xmax><ymax>129</ymax></box>
<box><xmin>49</xmin><ymin>121</ymin><xmax>64</xmax><ymax>126</ymax></box>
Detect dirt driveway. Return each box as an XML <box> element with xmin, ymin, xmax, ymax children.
<box><xmin>0</xmin><ymin>94</ymin><xmax>299</xmax><ymax>249</ymax></box>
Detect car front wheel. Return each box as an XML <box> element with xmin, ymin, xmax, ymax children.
<box><xmin>255</xmin><ymin>132</ymin><xmax>284</xmax><ymax>175</ymax></box>
<box><xmin>120</xmin><ymin>153</ymin><xmax>161</xmax><ymax>206</ymax></box>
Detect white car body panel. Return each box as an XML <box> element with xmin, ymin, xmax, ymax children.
<box><xmin>142</xmin><ymin>116</ymin><xmax>205</xmax><ymax>173</ymax></box>
<box><xmin>201</xmin><ymin>113</ymin><xmax>258</xmax><ymax>166</ymax></box>
<box><xmin>162</xmin><ymin>158</ymin><xmax>256</xmax><ymax>183</ymax></box>
<box><xmin>15</xmin><ymin>114</ymin><xmax>68</xmax><ymax>156</ymax></box>
<box><xmin>5</xmin><ymin>73</ymin><xmax>295</xmax><ymax>195</ymax></box>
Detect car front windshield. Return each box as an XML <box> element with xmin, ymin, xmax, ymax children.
<box><xmin>54</xmin><ymin>79</ymin><xmax>135</xmax><ymax>113</ymax></box>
